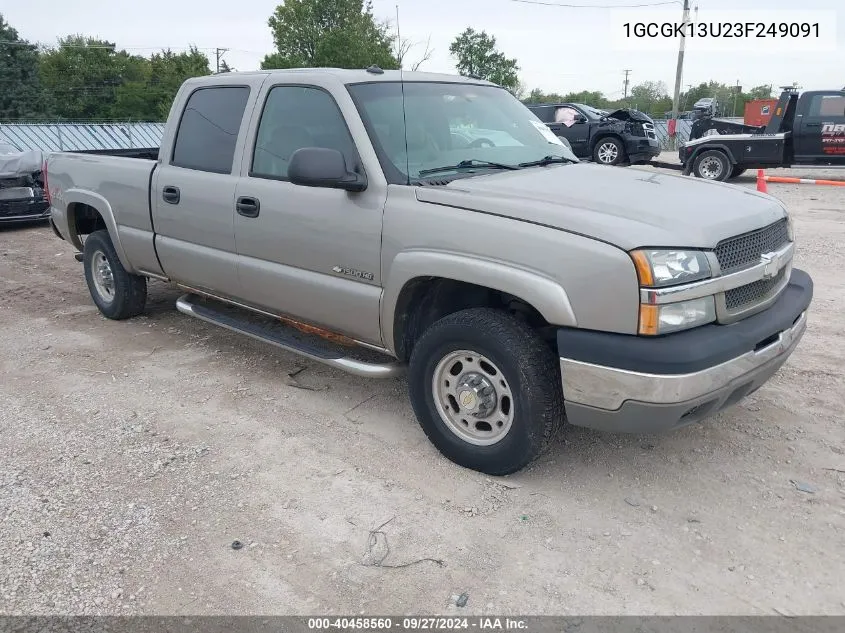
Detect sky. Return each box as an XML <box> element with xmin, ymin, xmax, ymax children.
<box><xmin>3</xmin><ymin>0</ymin><xmax>843</xmax><ymax>98</ymax></box>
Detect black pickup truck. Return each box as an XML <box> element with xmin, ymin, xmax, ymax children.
<box><xmin>527</xmin><ymin>103</ymin><xmax>661</xmax><ymax>166</ymax></box>
<box><xmin>680</xmin><ymin>87</ymin><xmax>845</xmax><ymax>181</ymax></box>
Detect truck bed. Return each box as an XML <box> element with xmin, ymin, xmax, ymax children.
<box><xmin>47</xmin><ymin>152</ymin><xmax>162</xmax><ymax>276</ymax></box>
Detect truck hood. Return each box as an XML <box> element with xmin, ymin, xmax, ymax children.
<box><xmin>415</xmin><ymin>163</ymin><xmax>787</xmax><ymax>251</ymax></box>
<box><xmin>604</xmin><ymin>108</ymin><xmax>653</xmax><ymax>123</ymax></box>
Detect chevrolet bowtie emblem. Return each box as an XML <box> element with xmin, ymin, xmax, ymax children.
<box><xmin>760</xmin><ymin>252</ymin><xmax>780</xmax><ymax>279</ymax></box>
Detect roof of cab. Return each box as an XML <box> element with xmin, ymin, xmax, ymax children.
<box><xmin>188</xmin><ymin>67</ymin><xmax>497</xmax><ymax>87</ymax></box>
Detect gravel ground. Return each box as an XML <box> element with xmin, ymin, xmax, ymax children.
<box><xmin>1</xmin><ymin>158</ymin><xmax>844</xmax><ymax>616</ymax></box>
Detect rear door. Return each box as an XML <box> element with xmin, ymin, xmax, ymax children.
<box><xmin>793</xmin><ymin>91</ymin><xmax>845</xmax><ymax>162</ymax></box>
<box><xmin>232</xmin><ymin>80</ymin><xmax>387</xmax><ymax>345</ymax></box>
<box><xmin>151</xmin><ymin>76</ymin><xmax>264</xmax><ymax>297</ymax></box>
<box><xmin>545</xmin><ymin>106</ymin><xmax>591</xmax><ymax>157</ymax></box>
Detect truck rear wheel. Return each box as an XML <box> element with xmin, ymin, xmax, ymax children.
<box><xmin>408</xmin><ymin>308</ymin><xmax>562</xmax><ymax>475</ymax></box>
<box><xmin>692</xmin><ymin>150</ymin><xmax>731</xmax><ymax>181</ymax></box>
<box><xmin>83</xmin><ymin>229</ymin><xmax>147</xmax><ymax>320</ymax></box>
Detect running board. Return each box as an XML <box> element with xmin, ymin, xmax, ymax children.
<box><xmin>175</xmin><ymin>294</ymin><xmax>405</xmax><ymax>378</ymax></box>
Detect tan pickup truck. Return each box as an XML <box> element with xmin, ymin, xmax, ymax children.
<box><xmin>46</xmin><ymin>68</ymin><xmax>813</xmax><ymax>475</ymax></box>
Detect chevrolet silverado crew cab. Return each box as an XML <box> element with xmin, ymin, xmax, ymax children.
<box><xmin>46</xmin><ymin>68</ymin><xmax>813</xmax><ymax>475</ymax></box>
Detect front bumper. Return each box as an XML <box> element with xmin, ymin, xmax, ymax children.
<box><xmin>626</xmin><ymin>137</ymin><xmax>661</xmax><ymax>164</ymax></box>
<box><xmin>558</xmin><ymin>268</ymin><xmax>813</xmax><ymax>433</ymax></box>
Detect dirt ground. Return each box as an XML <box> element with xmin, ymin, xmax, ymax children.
<box><xmin>1</xmin><ymin>158</ymin><xmax>844</xmax><ymax>616</ymax></box>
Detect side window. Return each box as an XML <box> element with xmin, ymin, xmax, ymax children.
<box><xmin>251</xmin><ymin>86</ymin><xmax>357</xmax><ymax>180</ymax></box>
<box><xmin>808</xmin><ymin>94</ymin><xmax>845</xmax><ymax>118</ymax></box>
<box><xmin>554</xmin><ymin>107</ymin><xmax>580</xmax><ymax>126</ymax></box>
<box><xmin>171</xmin><ymin>86</ymin><xmax>250</xmax><ymax>173</ymax></box>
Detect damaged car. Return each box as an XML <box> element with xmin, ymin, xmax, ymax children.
<box><xmin>0</xmin><ymin>143</ymin><xmax>50</xmax><ymax>225</ymax></box>
<box><xmin>526</xmin><ymin>103</ymin><xmax>661</xmax><ymax>165</ymax></box>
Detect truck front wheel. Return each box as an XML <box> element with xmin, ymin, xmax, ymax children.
<box><xmin>408</xmin><ymin>308</ymin><xmax>563</xmax><ymax>475</ymax></box>
<box><xmin>83</xmin><ymin>229</ymin><xmax>147</xmax><ymax>320</ymax></box>
<box><xmin>593</xmin><ymin>137</ymin><xmax>626</xmax><ymax>166</ymax></box>
<box><xmin>692</xmin><ymin>150</ymin><xmax>731</xmax><ymax>181</ymax></box>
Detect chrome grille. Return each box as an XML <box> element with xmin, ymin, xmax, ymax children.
<box><xmin>714</xmin><ymin>218</ymin><xmax>790</xmax><ymax>273</ymax></box>
<box><xmin>725</xmin><ymin>267</ymin><xmax>787</xmax><ymax>311</ymax></box>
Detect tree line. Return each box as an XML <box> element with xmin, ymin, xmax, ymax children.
<box><xmin>1</xmin><ymin>1</ymin><xmax>775</xmax><ymax>123</ymax></box>
<box><xmin>525</xmin><ymin>81</ymin><xmax>777</xmax><ymax>118</ymax></box>
<box><xmin>1</xmin><ymin>14</ymin><xmax>212</xmax><ymax>121</ymax></box>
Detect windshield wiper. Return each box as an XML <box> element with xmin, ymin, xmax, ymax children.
<box><xmin>518</xmin><ymin>155</ymin><xmax>577</xmax><ymax>168</ymax></box>
<box><xmin>418</xmin><ymin>159</ymin><xmax>520</xmax><ymax>176</ymax></box>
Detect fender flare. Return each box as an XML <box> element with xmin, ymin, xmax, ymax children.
<box><xmin>591</xmin><ymin>132</ymin><xmax>625</xmax><ymax>151</ymax></box>
<box><xmin>64</xmin><ymin>189</ymin><xmax>134</xmax><ymax>271</ymax></box>
<box><xmin>686</xmin><ymin>143</ymin><xmax>738</xmax><ymax>169</ymax></box>
<box><xmin>381</xmin><ymin>250</ymin><xmax>577</xmax><ymax>354</ymax></box>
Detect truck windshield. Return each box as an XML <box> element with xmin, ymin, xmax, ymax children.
<box><xmin>347</xmin><ymin>81</ymin><xmax>579</xmax><ymax>184</ymax></box>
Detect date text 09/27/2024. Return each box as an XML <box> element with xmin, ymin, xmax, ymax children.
<box><xmin>307</xmin><ymin>617</ymin><xmax>528</xmax><ymax>631</ymax></box>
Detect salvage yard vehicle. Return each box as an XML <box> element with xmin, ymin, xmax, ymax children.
<box><xmin>0</xmin><ymin>143</ymin><xmax>50</xmax><ymax>224</ymax></box>
<box><xmin>46</xmin><ymin>68</ymin><xmax>813</xmax><ymax>475</ymax></box>
<box><xmin>526</xmin><ymin>102</ymin><xmax>660</xmax><ymax>165</ymax></box>
<box><xmin>681</xmin><ymin>86</ymin><xmax>845</xmax><ymax>181</ymax></box>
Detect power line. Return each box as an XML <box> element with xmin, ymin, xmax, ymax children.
<box><xmin>507</xmin><ymin>0</ymin><xmax>680</xmax><ymax>7</ymax></box>
<box><xmin>0</xmin><ymin>40</ymin><xmax>266</xmax><ymax>56</ymax></box>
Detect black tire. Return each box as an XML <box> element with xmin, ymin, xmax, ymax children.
<box><xmin>729</xmin><ymin>166</ymin><xmax>747</xmax><ymax>179</ymax></box>
<box><xmin>592</xmin><ymin>137</ymin><xmax>625</xmax><ymax>166</ymax></box>
<box><xmin>692</xmin><ymin>149</ymin><xmax>731</xmax><ymax>181</ymax></box>
<box><xmin>408</xmin><ymin>308</ymin><xmax>563</xmax><ymax>475</ymax></box>
<box><xmin>83</xmin><ymin>229</ymin><xmax>147</xmax><ymax>320</ymax></box>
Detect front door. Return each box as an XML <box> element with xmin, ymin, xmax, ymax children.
<box><xmin>546</xmin><ymin>106</ymin><xmax>591</xmax><ymax>157</ymax></box>
<box><xmin>233</xmin><ymin>83</ymin><xmax>386</xmax><ymax>345</ymax></box>
<box><xmin>794</xmin><ymin>92</ymin><xmax>845</xmax><ymax>162</ymax></box>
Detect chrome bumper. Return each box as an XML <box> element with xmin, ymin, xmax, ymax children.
<box><xmin>560</xmin><ymin>311</ymin><xmax>807</xmax><ymax>433</ymax></box>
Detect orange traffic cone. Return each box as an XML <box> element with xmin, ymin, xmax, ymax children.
<box><xmin>756</xmin><ymin>169</ymin><xmax>768</xmax><ymax>193</ymax></box>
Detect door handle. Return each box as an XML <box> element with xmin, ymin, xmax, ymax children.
<box><xmin>805</xmin><ymin>123</ymin><xmax>821</xmax><ymax>128</ymax></box>
<box><xmin>162</xmin><ymin>186</ymin><xmax>180</xmax><ymax>204</ymax></box>
<box><xmin>236</xmin><ymin>196</ymin><xmax>260</xmax><ymax>218</ymax></box>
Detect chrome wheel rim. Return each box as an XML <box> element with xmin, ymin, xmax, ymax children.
<box><xmin>699</xmin><ymin>156</ymin><xmax>723</xmax><ymax>179</ymax></box>
<box><xmin>91</xmin><ymin>251</ymin><xmax>115</xmax><ymax>302</ymax></box>
<box><xmin>597</xmin><ymin>142</ymin><xmax>619</xmax><ymax>164</ymax></box>
<box><xmin>432</xmin><ymin>350</ymin><xmax>514</xmax><ymax>446</ymax></box>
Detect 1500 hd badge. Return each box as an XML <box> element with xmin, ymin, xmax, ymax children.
<box><xmin>332</xmin><ymin>266</ymin><xmax>374</xmax><ymax>281</ymax></box>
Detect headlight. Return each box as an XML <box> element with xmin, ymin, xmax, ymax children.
<box><xmin>630</xmin><ymin>249</ymin><xmax>711</xmax><ymax>287</ymax></box>
<box><xmin>639</xmin><ymin>297</ymin><xmax>716</xmax><ymax>335</ymax></box>
<box><xmin>785</xmin><ymin>212</ymin><xmax>794</xmax><ymax>241</ymax></box>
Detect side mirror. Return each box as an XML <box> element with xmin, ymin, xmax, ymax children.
<box><xmin>288</xmin><ymin>147</ymin><xmax>366</xmax><ymax>192</ymax></box>
<box><xmin>574</xmin><ymin>113</ymin><xmax>588</xmax><ymax>123</ymax></box>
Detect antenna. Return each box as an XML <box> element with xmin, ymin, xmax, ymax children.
<box><xmin>396</xmin><ymin>3</ymin><xmax>410</xmax><ymax>185</ymax></box>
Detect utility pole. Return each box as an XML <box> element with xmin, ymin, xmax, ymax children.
<box><xmin>732</xmin><ymin>80</ymin><xmax>740</xmax><ymax>117</ymax></box>
<box><xmin>395</xmin><ymin>4</ymin><xmax>402</xmax><ymax>68</ymax></box>
<box><xmin>623</xmin><ymin>69</ymin><xmax>632</xmax><ymax>99</ymax></box>
<box><xmin>215</xmin><ymin>48</ymin><xmax>228</xmax><ymax>73</ymax></box>
<box><xmin>670</xmin><ymin>0</ymin><xmax>691</xmax><ymax>149</ymax></box>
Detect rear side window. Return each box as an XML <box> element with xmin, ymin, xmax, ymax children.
<box><xmin>172</xmin><ymin>86</ymin><xmax>250</xmax><ymax>173</ymax></box>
